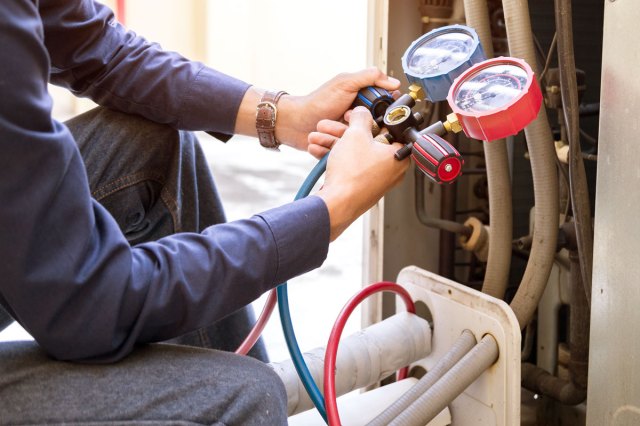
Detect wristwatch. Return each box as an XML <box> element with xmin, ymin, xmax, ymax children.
<box><xmin>256</xmin><ymin>90</ymin><xmax>287</xmax><ymax>149</ymax></box>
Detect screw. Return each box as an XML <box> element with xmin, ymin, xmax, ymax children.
<box><xmin>445</xmin><ymin>164</ymin><xmax>453</xmax><ymax>172</ymax></box>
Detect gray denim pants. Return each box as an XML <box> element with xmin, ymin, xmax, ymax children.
<box><xmin>0</xmin><ymin>108</ymin><xmax>285</xmax><ymax>425</ymax></box>
<box><xmin>68</xmin><ymin>107</ymin><xmax>268</xmax><ymax>361</ymax></box>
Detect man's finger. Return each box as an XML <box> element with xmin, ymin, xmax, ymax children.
<box><xmin>308</xmin><ymin>144</ymin><xmax>330</xmax><ymax>160</ymax></box>
<box><xmin>347</xmin><ymin>106</ymin><xmax>374</xmax><ymax>132</ymax></box>
<box><xmin>349</xmin><ymin>67</ymin><xmax>401</xmax><ymax>91</ymax></box>
<box><xmin>317</xmin><ymin>119</ymin><xmax>348</xmax><ymax>137</ymax></box>
<box><xmin>309</xmin><ymin>131</ymin><xmax>338</xmax><ymax>149</ymax></box>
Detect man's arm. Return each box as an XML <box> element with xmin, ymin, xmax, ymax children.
<box><xmin>40</xmin><ymin>0</ymin><xmax>403</xmax><ymax>152</ymax></box>
<box><xmin>1</xmin><ymin>0</ymin><xmax>329</xmax><ymax>362</ymax></box>
<box><xmin>40</xmin><ymin>0</ymin><xmax>248</xmax><ymax>134</ymax></box>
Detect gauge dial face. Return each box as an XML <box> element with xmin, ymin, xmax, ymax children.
<box><xmin>406</xmin><ymin>31</ymin><xmax>476</xmax><ymax>77</ymax></box>
<box><xmin>452</xmin><ymin>63</ymin><xmax>529</xmax><ymax>114</ymax></box>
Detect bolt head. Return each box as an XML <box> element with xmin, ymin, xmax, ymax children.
<box><xmin>408</xmin><ymin>84</ymin><xmax>425</xmax><ymax>101</ymax></box>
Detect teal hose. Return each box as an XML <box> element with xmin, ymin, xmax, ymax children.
<box><xmin>277</xmin><ymin>153</ymin><xmax>329</xmax><ymax>422</ymax></box>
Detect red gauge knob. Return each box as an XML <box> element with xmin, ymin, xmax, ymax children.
<box><xmin>446</xmin><ymin>57</ymin><xmax>543</xmax><ymax>142</ymax></box>
<box><xmin>412</xmin><ymin>133</ymin><xmax>463</xmax><ymax>184</ymax></box>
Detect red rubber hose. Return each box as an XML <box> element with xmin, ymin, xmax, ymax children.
<box><xmin>324</xmin><ymin>281</ymin><xmax>416</xmax><ymax>426</ymax></box>
<box><xmin>235</xmin><ymin>288</ymin><xmax>277</xmax><ymax>355</ymax></box>
<box><xmin>116</xmin><ymin>0</ymin><xmax>126</xmax><ymax>24</ymax></box>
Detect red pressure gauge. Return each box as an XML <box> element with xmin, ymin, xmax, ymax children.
<box><xmin>446</xmin><ymin>57</ymin><xmax>542</xmax><ymax>141</ymax></box>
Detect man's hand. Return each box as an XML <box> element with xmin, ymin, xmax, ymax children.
<box><xmin>308</xmin><ymin>119</ymin><xmax>348</xmax><ymax>159</ymax></box>
<box><xmin>315</xmin><ymin>107</ymin><xmax>409</xmax><ymax>241</ymax></box>
<box><xmin>234</xmin><ymin>68</ymin><xmax>399</xmax><ymax>153</ymax></box>
<box><xmin>274</xmin><ymin>68</ymin><xmax>400</xmax><ymax>152</ymax></box>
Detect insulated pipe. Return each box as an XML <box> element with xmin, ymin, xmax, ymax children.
<box><xmin>502</xmin><ymin>0</ymin><xmax>560</xmax><ymax>329</ymax></box>
<box><xmin>270</xmin><ymin>312</ymin><xmax>432</xmax><ymax>416</ymax></box>
<box><xmin>415</xmin><ymin>169</ymin><xmax>472</xmax><ymax>237</ymax></box>
<box><xmin>567</xmin><ymin>249</ymin><xmax>590</xmax><ymax>391</ymax></box>
<box><xmin>388</xmin><ymin>334</ymin><xmax>500</xmax><ymax>426</ymax></box>
<box><xmin>439</xmin><ymin>165</ymin><xmax>457</xmax><ymax>278</ymax></box>
<box><xmin>366</xmin><ymin>329</ymin><xmax>477</xmax><ymax>426</ymax></box>
<box><xmin>464</xmin><ymin>0</ymin><xmax>513</xmax><ymax>300</ymax></box>
<box><xmin>324</xmin><ymin>282</ymin><xmax>415</xmax><ymax>425</ymax></box>
<box><xmin>555</xmin><ymin>0</ymin><xmax>594</xmax><ymax>304</ymax></box>
<box><xmin>520</xmin><ymin>249</ymin><xmax>589</xmax><ymax>404</ymax></box>
<box><xmin>521</xmin><ymin>363</ymin><xmax>586</xmax><ymax>405</ymax></box>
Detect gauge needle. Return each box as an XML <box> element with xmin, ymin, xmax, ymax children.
<box><xmin>425</xmin><ymin>54</ymin><xmax>451</xmax><ymax>73</ymax></box>
<box><xmin>458</xmin><ymin>91</ymin><xmax>496</xmax><ymax>109</ymax></box>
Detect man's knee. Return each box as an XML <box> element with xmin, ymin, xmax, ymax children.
<box><xmin>63</xmin><ymin>107</ymin><xmax>210</xmax><ymax>242</ymax></box>
<box><xmin>199</xmin><ymin>352</ymin><xmax>288</xmax><ymax>425</ymax></box>
<box><xmin>65</xmin><ymin>106</ymin><xmax>196</xmax><ymax>171</ymax></box>
<box><xmin>243</xmin><ymin>362</ymin><xmax>288</xmax><ymax>424</ymax></box>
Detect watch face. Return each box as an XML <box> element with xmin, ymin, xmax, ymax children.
<box><xmin>406</xmin><ymin>31</ymin><xmax>476</xmax><ymax>77</ymax></box>
<box><xmin>452</xmin><ymin>63</ymin><xmax>529</xmax><ymax>113</ymax></box>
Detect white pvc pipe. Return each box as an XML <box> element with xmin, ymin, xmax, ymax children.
<box><xmin>269</xmin><ymin>312</ymin><xmax>432</xmax><ymax>416</ymax></box>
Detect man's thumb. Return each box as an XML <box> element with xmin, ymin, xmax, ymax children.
<box><xmin>348</xmin><ymin>106</ymin><xmax>373</xmax><ymax>132</ymax></box>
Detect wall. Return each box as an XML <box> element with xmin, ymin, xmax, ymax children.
<box><xmin>205</xmin><ymin>1</ymin><xmax>368</xmax><ymax>94</ymax></box>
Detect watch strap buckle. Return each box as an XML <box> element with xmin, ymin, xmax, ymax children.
<box><xmin>256</xmin><ymin>91</ymin><xmax>287</xmax><ymax>149</ymax></box>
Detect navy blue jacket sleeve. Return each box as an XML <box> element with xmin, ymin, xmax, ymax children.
<box><xmin>40</xmin><ymin>0</ymin><xmax>249</xmax><ymax>133</ymax></box>
<box><xmin>0</xmin><ymin>0</ymin><xmax>330</xmax><ymax>362</ymax></box>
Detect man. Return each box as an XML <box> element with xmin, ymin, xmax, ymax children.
<box><xmin>0</xmin><ymin>0</ymin><xmax>408</xmax><ymax>424</ymax></box>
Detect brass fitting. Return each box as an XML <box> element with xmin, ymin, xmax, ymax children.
<box><xmin>386</xmin><ymin>105</ymin><xmax>412</xmax><ymax>125</ymax></box>
<box><xmin>371</xmin><ymin>121</ymin><xmax>381</xmax><ymax>137</ymax></box>
<box><xmin>373</xmin><ymin>133</ymin><xmax>391</xmax><ymax>145</ymax></box>
<box><xmin>408</xmin><ymin>84</ymin><xmax>425</xmax><ymax>102</ymax></box>
<box><xmin>443</xmin><ymin>113</ymin><xmax>463</xmax><ymax>134</ymax></box>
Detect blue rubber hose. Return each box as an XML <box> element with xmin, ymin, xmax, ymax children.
<box><xmin>277</xmin><ymin>153</ymin><xmax>329</xmax><ymax>422</ymax></box>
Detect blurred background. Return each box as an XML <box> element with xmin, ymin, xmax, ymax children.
<box><xmin>0</xmin><ymin>0</ymin><xmax>372</xmax><ymax>362</ymax></box>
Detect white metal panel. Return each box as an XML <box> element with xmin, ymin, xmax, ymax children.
<box><xmin>587</xmin><ymin>1</ymin><xmax>640</xmax><ymax>424</ymax></box>
<box><xmin>397</xmin><ymin>266</ymin><xmax>521</xmax><ymax>425</ymax></box>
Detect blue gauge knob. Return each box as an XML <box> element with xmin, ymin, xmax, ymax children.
<box><xmin>402</xmin><ymin>24</ymin><xmax>486</xmax><ymax>103</ymax></box>
<box><xmin>352</xmin><ymin>86</ymin><xmax>394</xmax><ymax>123</ymax></box>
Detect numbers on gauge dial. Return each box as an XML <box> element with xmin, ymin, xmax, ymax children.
<box><xmin>453</xmin><ymin>64</ymin><xmax>529</xmax><ymax>113</ymax></box>
<box><xmin>407</xmin><ymin>32</ymin><xmax>476</xmax><ymax>77</ymax></box>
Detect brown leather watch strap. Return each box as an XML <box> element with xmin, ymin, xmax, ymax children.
<box><xmin>256</xmin><ymin>90</ymin><xmax>287</xmax><ymax>150</ymax></box>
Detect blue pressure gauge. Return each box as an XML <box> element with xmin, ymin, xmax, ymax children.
<box><xmin>402</xmin><ymin>24</ymin><xmax>486</xmax><ymax>102</ymax></box>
